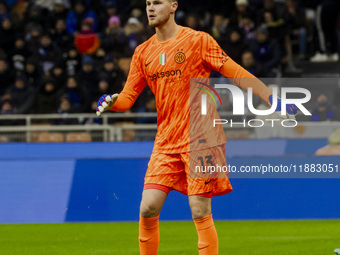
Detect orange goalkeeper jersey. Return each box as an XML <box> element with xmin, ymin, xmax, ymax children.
<box><xmin>111</xmin><ymin>26</ymin><xmax>271</xmax><ymax>153</ymax></box>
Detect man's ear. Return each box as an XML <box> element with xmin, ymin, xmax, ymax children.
<box><xmin>171</xmin><ymin>2</ymin><xmax>178</xmax><ymax>12</ymax></box>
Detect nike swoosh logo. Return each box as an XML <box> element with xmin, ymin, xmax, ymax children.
<box><xmin>198</xmin><ymin>244</ymin><xmax>210</xmax><ymax>250</ymax></box>
<box><xmin>145</xmin><ymin>60</ymin><xmax>153</xmax><ymax>67</ymax></box>
<box><xmin>204</xmin><ymin>180</ymin><xmax>213</xmax><ymax>185</ymax></box>
<box><xmin>139</xmin><ymin>238</ymin><xmax>151</xmax><ymax>243</ymax></box>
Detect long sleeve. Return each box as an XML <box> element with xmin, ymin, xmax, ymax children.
<box><xmin>201</xmin><ymin>32</ymin><xmax>272</xmax><ymax>104</ymax></box>
<box><xmin>219</xmin><ymin>58</ymin><xmax>272</xmax><ymax>104</ymax></box>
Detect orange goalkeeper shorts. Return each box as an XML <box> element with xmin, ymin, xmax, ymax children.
<box><xmin>144</xmin><ymin>144</ymin><xmax>233</xmax><ymax>197</ymax></box>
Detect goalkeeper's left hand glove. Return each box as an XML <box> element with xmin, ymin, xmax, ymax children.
<box><xmin>96</xmin><ymin>93</ymin><xmax>118</xmax><ymax>117</ymax></box>
<box><xmin>269</xmin><ymin>94</ymin><xmax>298</xmax><ymax>120</ymax></box>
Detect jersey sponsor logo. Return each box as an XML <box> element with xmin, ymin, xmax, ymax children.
<box><xmin>174</xmin><ymin>50</ymin><xmax>186</xmax><ymax>64</ymax></box>
<box><xmin>159</xmin><ymin>54</ymin><xmax>167</xmax><ymax>65</ymax></box>
<box><xmin>148</xmin><ymin>69</ymin><xmax>181</xmax><ymax>81</ymax></box>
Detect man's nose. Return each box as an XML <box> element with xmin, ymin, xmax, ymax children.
<box><xmin>148</xmin><ymin>5</ymin><xmax>154</xmax><ymax>11</ymax></box>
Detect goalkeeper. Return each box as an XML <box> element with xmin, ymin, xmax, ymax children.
<box><xmin>97</xmin><ymin>0</ymin><xmax>297</xmax><ymax>254</ymax></box>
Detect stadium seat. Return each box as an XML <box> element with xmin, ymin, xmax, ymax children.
<box><xmin>37</xmin><ymin>132</ymin><xmax>64</xmax><ymax>143</ymax></box>
<box><xmin>66</xmin><ymin>132</ymin><xmax>92</xmax><ymax>142</ymax></box>
<box><xmin>30</xmin><ymin>124</ymin><xmax>52</xmax><ymax>142</ymax></box>
<box><xmin>0</xmin><ymin>136</ymin><xmax>9</xmax><ymax>143</ymax></box>
<box><xmin>114</xmin><ymin>122</ymin><xmax>135</xmax><ymax>141</ymax></box>
<box><xmin>226</xmin><ymin>130</ymin><xmax>250</xmax><ymax>140</ymax></box>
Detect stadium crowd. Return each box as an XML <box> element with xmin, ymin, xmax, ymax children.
<box><xmin>0</xmin><ymin>0</ymin><xmax>339</xmax><ymax>121</ymax></box>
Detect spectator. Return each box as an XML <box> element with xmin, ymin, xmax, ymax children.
<box><xmin>310</xmin><ymin>0</ymin><xmax>340</xmax><ymax>62</ymax></box>
<box><xmin>185</xmin><ymin>14</ymin><xmax>200</xmax><ymax>30</ymax></box>
<box><xmin>124</xmin><ymin>17</ymin><xmax>145</xmax><ymax>56</ymax></box>
<box><xmin>92</xmin><ymin>46</ymin><xmax>106</xmax><ymax>68</ymax></box>
<box><xmin>0</xmin><ymin>99</ymin><xmax>16</xmax><ymax>126</ymax></box>
<box><xmin>230</xmin><ymin>0</ymin><xmax>256</xmax><ymax>28</ymax></box>
<box><xmin>241</xmin><ymin>50</ymin><xmax>267</xmax><ymax>77</ymax></box>
<box><xmin>91</xmin><ymin>78</ymin><xmax>113</xmax><ymax>111</ymax></box>
<box><xmin>101</xmin><ymin>15</ymin><xmax>126</xmax><ymax>55</ymax></box>
<box><xmin>55</xmin><ymin>95</ymin><xmax>79</xmax><ymax>125</ymax></box>
<box><xmin>24</xmin><ymin>5</ymin><xmax>47</xmax><ymax>32</ymax></box>
<box><xmin>63</xmin><ymin>46</ymin><xmax>81</xmax><ymax>76</ymax></box>
<box><xmin>97</xmin><ymin>1</ymin><xmax>118</xmax><ymax>34</ymax></box>
<box><xmin>59</xmin><ymin>76</ymin><xmax>88</xmax><ymax>112</ymax></box>
<box><xmin>239</xmin><ymin>14</ymin><xmax>256</xmax><ymax>42</ymax></box>
<box><xmin>24</xmin><ymin>57</ymin><xmax>43</xmax><ymax>91</ymax></box>
<box><xmin>51</xmin><ymin>63</ymin><xmax>67</xmax><ymax>89</ymax></box>
<box><xmin>225</xmin><ymin>28</ymin><xmax>247</xmax><ymax>64</ymax></box>
<box><xmin>0</xmin><ymin>59</ymin><xmax>14</xmax><ymax>95</ymax></box>
<box><xmin>8</xmin><ymin>1</ymin><xmax>28</xmax><ymax>32</ymax></box>
<box><xmin>0</xmin><ymin>18</ymin><xmax>16</xmax><ymax>53</ymax></box>
<box><xmin>77</xmin><ymin>55</ymin><xmax>98</xmax><ymax>95</ymax></box>
<box><xmin>283</xmin><ymin>0</ymin><xmax>308</xmax><ymax>60</ymax></box>
<box><xmin>3</xmin><ymin>74</ymin><xmax>36</xmax><ymax>114</ymax></box>
<box><xmin>25</xmin><ymin>23</ymin><xmax>43</xmax><ymax>53</ymax></box>
<box><xmin>47</xmin><ymin>0</ymin><xmax>69</xmax><ymax>29</ymax></box>
<box><xmin>32</xmin><ymin>78</ymin><xmax>59</xmax><ymax>114</ymax></box>
<box><xmin>210</xmin><ymin>13</ymin><xmax>229</xmax><ymax>49</ymax></box>
<box><xmin>0</xmin><ymin>1</ymin><xmax>10</xmax><ymax>23</ymax></box>
<box><xmin>74</xmin><ymin>17</ymin><xmax>101</xmax><ymax>54</ymax></box>
<box><xmin>249</xmin><ymin>25</ymin><xmax>281</xmax><ymax>77</ymax></box>
<box><xmin>311</xmin><ymin>93</ymin><xmax>335</xmax><ymax>121</ymax></box>
<box><xmin>10</xmin><ymin>37</ymin><xmax>31</xmax><ymax>71</ymax></box>
<box><xmin>66</xmin><ymin>0</ymin><xmax>97</xmax><ymax>35</ymax></box>
<box><xmin>258</xmin><ymin>0</ymin><xmax>288</xmax><ymax>66</ymax></box>
<box><xmin>51</xmin><ymin>19</ymin><xmax>73</xmax><ymax>52</ymax></box>
<box><xmin>98</xmin><ymin>55</ymin><xmax>124</xmax><ymax>92</ymax></box>
<box><xmin>36</xmin><ymin>33</ymin><xmax>62</xmax><ymax>74</ymax></box>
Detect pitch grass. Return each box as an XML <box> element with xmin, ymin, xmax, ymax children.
<box><xmin>0</xmin><ymin>220</ymin><xmax>339</xmax><ymax>255</ymax></box>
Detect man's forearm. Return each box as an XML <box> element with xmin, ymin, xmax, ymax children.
<box><xmin>110</xmin><ymin>92</ymin><xmax>135</xmax><ymax>112</ymax></box>
<box><xmin>219</xmin><ymin>58</ymin><xmax>272</xmax><ymax>104</ymax></box>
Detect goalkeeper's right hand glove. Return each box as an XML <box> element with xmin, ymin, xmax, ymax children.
<box><xmin>96</xmin><ymin>93</ymin><xmax>118</xmax><ymax>117</ymax></box>
<box><xmin>269</xmin><ymin>94</ymin><xmax>298</xmax><ymax>120</ymax></box>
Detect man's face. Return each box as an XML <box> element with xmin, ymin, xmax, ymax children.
<box><xmin>0</xmin><ymin>60</ymin><xmax>7</xmax><ymax>73</ymax></box>
<box><xmin>53</xmin><ymin>4</ymin><xmax>65</xmax><ymax>13</ymax></box>
<box><xmin>242</xmin><ymin>52</ymin><xmax>254</xmax><ymax>68</ymax></box>
<box><xmin>146</xmin><ymin>0</ymin><xmax>176</xmax><ymax>28</ymax></box>
<box><xmin>56</xmin><ymin>20</ymin><xmax>66</xmax><ymax>31</ymax></box>
<box><xmin>213</xmin><ymin>15</ymin><xmax>223</xmax><ymax>27</ymax></box>
<box><xmin>257</xmin><ymin>32</ymin><xmax>267</xmax><ymax>43</ymax></box>
<box><xmin>15</xmin><ymin>39</ymin><xmax>25</xmax><ymax>49</ymax></box>
<box><xmin>26</xmin><ymin>63</ymin><xmax>35</xmax><ymax>73</ymax></box>
<box><xmin>75</xmin><ymin>3</ymin><xmax>85</xmax><ymax>14</ymax></box>
<box><xmin>317</xmin><ymin>94</ymin><xmax>328</xmax><ymax>106</ymax></box>
<box><xmin>41</xmin><ymin>36</ymin><xmax>52</xmax><ymax>47</ymax></box>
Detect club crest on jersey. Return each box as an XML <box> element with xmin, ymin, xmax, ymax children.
<box><xmin>175</xmin><ymin>49</ymin><xmax>186</xmax><ymax>64</ymax></box>
<box><xmin>159</xmin><ymin>54</ymin><xmax>167</xmax><ymax>65</ymax></box>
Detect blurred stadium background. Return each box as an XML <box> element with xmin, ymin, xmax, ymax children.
<box><xmin>0</xmin><ymin>0</ymin><xmax>340</xmax><ymax>254</ymax></box>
